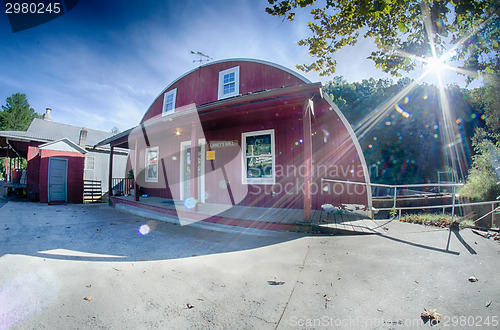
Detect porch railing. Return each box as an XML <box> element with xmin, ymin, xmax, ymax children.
<box><xmin>111</xmin><ymin>178</ymin><xmax>134</xmax><ymax>196</ymax></box>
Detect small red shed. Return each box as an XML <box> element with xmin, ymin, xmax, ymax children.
<box><xmin>28</xmin><ymin>138</ymin><xmax>86</xmax><ymax>203</ymax></box>
<box><xmin>101</xmin><ymin>59</ymin><xmax>372</xmax><ymax>220</ymax></box>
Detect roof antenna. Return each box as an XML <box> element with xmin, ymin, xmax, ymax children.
<box><xmin>191</xmin><ymin>51</ymin><xmax>212</xmax><ymax>66</ymax></box>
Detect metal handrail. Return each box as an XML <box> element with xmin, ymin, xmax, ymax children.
<box><xmin>320</xmin><ymin>178</ymin><xmax>498</xmax><ymax>228</ymax></box>
<box><xmin>321</xmin><ymin>178</ymin><xmax>463</xmax><ymax>189</ymax></box>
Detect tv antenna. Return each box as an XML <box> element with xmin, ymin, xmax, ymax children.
<box><xmin>191</xmin><ymin>51</ymin><xmax>212</xmax><ymax>65</ymax></box>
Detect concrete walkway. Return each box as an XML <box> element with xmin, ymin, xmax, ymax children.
<box><xmin>111</xmin><ymin>196</ymin><xmax>383</xmax><ymax>234</ymax></box>
<box><xmin>1</xmin><ymin>202</ymin><xmax>499</xmax><ymax>329</ymax></box>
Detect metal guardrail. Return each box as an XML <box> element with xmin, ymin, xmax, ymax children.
<box><xmin>321</xmin><ymin>178</ymin><xmax>498</xmax><ymax>228</ymax></box>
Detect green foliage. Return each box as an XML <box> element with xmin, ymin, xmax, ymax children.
<box><xmin>399</xmin><ymin>213</ymin><xmax>462</xmax><ymax>227</ymax></box>
<box><xmin>460</xmin><ymin>76</ymin><xmax>500</xmax><ymax>201</ymax></box>
<box><xmin>469</xmin><ymin>75</ymin><xmax>500</xmax><ymax>138</ymax></box>
<box><xmin>0</xmin><ymin>93</ymin><xmax>41</xmax><ymax>131</ymax></box>
<box><xmin>110</xmin><ymin>126</ymin><xmax>120</xmax><ymax>134</ymax></box>
<box><xmin>266</xmin><ymin>0</ymin><xmax>500</xmax><ymax>80</ymax></box>
<box><xmin>323</xmin><ymin>77</ymin><xmax>480</xmax><ymax>184</ymax></box>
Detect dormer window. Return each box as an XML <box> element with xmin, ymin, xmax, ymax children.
<box><xmin>162</xmin><ymin>88</ymin><xmax>177</xmax><ymax>116</ymax></box>
<box><xmin>218</xmin><ymin>66</ymin><xmax>239</xmax><ymax>100</ymax></box>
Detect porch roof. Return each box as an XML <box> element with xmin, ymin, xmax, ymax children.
<box><xmin>96</xmin><ymin>82</ymin><xmax>323</xmax><ymax>150</ymax></box>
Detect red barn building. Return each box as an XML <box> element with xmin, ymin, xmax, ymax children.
<box><xmin>100</xmin><ymin>59</ymin><xmax>372</xmax><ymax>222</ymax></box>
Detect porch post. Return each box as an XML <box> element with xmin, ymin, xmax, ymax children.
<box><xmin>8</xmin><ymin>151</ymin><xmax>12</xmax><ymax>183</ymax></box>
<box><xmin>190</xmin><ymin>121</ymin><xmax>199</xmax><ymax>211</ymax></box>
<box><xmin>5</xmin><ymin>141</ymin><xmax>9</xmax><ymax>182</ymax></box>
<box><xmin>303</xmin><ymin>102</ymin><xmax>313</xmax><ymax>221</ymax></box>
<box><xmin>108</xmin><ymin>145</ymin><xmax>114</xmax><ymax>204</ymax></box>
<box><xmin>134</xmin><ymin>141</ymin><xmax>139</xmax><ymax>201</ymax></box>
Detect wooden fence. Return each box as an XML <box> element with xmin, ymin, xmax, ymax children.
<box><xmin>84</xmin><ymin>180</ymin><xmax>102</xmax><ymax>203</ymax></box>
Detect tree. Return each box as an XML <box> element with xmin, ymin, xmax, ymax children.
<box><xmin>0</xmin><ymin>93</ymin><xmax>41</xmax><ymax>131</ymax></box>
<box><xmin>266</xmin><ymin>0</ymin><xmax>500</xmax><ymax>80</ymax></box>
<box><xmin>460</xmin><ymin>75</ymin><xmax>500</xmax><ymax>201</ymax></box>
<box><xmin>322</xmin><ymin>77</ymin><xmax>480</xmax><ymax>184</ymax></box>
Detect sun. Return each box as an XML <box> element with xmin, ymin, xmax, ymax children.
<box><xmin>425</xmin><ymin>56</ymin><xmax>447</xmax><ymax>74</ymax></box>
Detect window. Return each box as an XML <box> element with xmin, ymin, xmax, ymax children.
<box><xmin>85</xmin><ymin>156</ymin><xmax>95</xmax><ymax>170</ymax></box>
<box><xmin>162</xmin><ymin>89</ymin><xmax>177</xmax><ymax>115</ymax></box>
<box><xmin>242</xmin><ymin>129</ymin><xmax>275</xmax><ymax>184</ymax></box>
<box><xmin>145</xmin><ymin>146</ymin><xmax>159</xmax><ymax>182</ymax></box>
<box><xmin>218</xmin><ymin>66</ymin><xmax>239</xmax><ymax>100</ymax></box>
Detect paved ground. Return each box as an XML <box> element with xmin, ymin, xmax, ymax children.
<box><xmin>1</xmin><ymin>202</ymin><xmax>499</xmax><ymax>329</ymax></box>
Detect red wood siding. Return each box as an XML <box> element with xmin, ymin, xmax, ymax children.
<box><xmin>141</xmin><ymin>60</ymin><xmax>308</xmax><ymax>123</ymax></box>
<box><xmin>311</xmin><ymin>103</ymin><xmax>369</xmax><ymax>209</ymax></box>
<box><xmin>130</xmin><ymin>59</ymin><xmax>369</xmax><ymax>212</ymax></box>
<box><xmin>134</xmin><ymin>102</ymin><xmax>368</xmax><ymax>210</ymax></box>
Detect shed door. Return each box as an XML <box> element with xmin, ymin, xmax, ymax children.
<box><xmin>48</xmin><ymin>158</ymin><xmax>68</xmax><ymax>202</ymax></box>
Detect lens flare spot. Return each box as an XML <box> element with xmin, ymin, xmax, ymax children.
<box><xmin>349</xmin><ymin>169</ymin><xmax>354</xmax><ymax>174</ymax></box>
<box><xmin>295</xmin><ymin>142</ymin><xmax>299</xmax><ymax>146</ymax></box>
<box><xmin>434</xmin><ymin>133</ymin><xmax>439</xmax><ymax>139</ymax></box>
<box><xmin>403</xmin><ymin>96</ymin><xmax>410</xmax><ymax>104</ymax></box>
<box><xmin>368</xmin><ymin>144</ymin><xmax>373</xmax><ymax>148</ymax></box>
<box><xmin>395</xmin><ymin>104</ymin><xmax>410</xmax><ymax>118</ymax></box>
<box><xmin>322</xmin><ymin>129</ymin><xmax>330</xmax><ymax>143</ymax></box>
<box><xmin>423</xmin><ymin>94</ymin><xmax>428</xmax><ymax>100</ymax></box>
<box><xmin>299</xmin><ymin>139</ymin><xmax>303</xmax><ymax>143</ymax></box>
<box><xmin>385</xmin><ymin>121</ymin><xmax>392</xmax><ymax>126</ymax></box>
<box><xmin>138</xmin><ymin>225</ymin><xmax>150</xmax><ymax>236</ymax></box>
<box><xmin>323</xmin><ymin>185</ymin><xmax>329</xmax><ymax>192</ymax></box>
<box><xmin>184</xmin><ymin>197</ymin><xmax>197</xmax><ymax>209</ymax></box>
<box><xmin>171</xmin><ymin>156</ymin><xmax>177</xmax><ymax>161</ymax></box>
<box><xmin>471</xmin><ymin>113</ymin><xmax>477</xmax><ymax>119</ymax></box>
<box><xmin>455</xmin><ymin>118</ymin><xmax>463</xmax><ymax>124</ymax></box>
<box><xmin>434</xmin><ymin>124</ymin><xmax>439</xmax><ymax>129</ymax></box>
<box><xmin>373</xmin><ymin>136</ymin><xmax>378</xmax><ymax>141</ymax></box>
<box><xmin>218</xmin><ymin>180</ymin><xmax>227</xmax><ymax>189</ymax></box>
<box><xmin>481</xmin><ymin>114</ymin><xmax>487</xmax><ymax>120</ymax></box>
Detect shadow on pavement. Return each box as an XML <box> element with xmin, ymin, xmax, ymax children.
<box><xmin>0</xmin><ymin>202</ymin><xmax>305</xmax><ymax>262</ymax></box>
<box><xmin>452</xmin><ymin>228</ymin><xmax>477</xmax><ymax>255</ymax></box>
<box><xmin>376</xmin><ymin>232</ymin><xmax>461</xmax><ymax>255</ymax></box>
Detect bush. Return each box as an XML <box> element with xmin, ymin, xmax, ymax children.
<box><xmin>460</xmin><ymin>129</ymin><xmax>500</xmax><ymax>202</ymax></box>
<box><xmin>399</xmin><ymin>213</ymin><xmax>462</xmax><ymax>227</ymax></box>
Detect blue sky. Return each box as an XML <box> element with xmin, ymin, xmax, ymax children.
<box><xmin>0</xmin><ymin>0</ymin><xmax>478</xmax><ymax>133</ymax></box>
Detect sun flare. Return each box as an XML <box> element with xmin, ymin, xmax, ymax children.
<box><xmin>425</xmin><ymin>56</ymin><xmax>446</xmax><ymax>74</ymax></box>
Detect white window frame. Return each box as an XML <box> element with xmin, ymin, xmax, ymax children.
<box><xmin>162</xmin><ymin>88</ymin><xmax>177</xmax><ymax>116</ymax></box>
<box><xmin>145</xmin><ymin>146</ymin><xmax>159</xmax><ymax>182</ymax></box>
<box><xmin>85</xmin><ymin>155</ymin><xmax>95</xmax><ymax>170</ymax></box>
<box><xmin>218</xmin><ymin>66</ymin><xmax>240</xmax><ymax>100</ymax></box>
<box><xmin>241</xmin><ymin>129</ymin><xmax>275</xmax><ymax>185</ymax></box>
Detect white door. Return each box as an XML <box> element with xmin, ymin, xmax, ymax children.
<box><xmin>180</xmin><ymin>140</ymin><xmax>205</xmax><ymax>202</ymax></box>
<box><xmin>48</xmin><ymin>158</ymin><xmax>68</xmax><ymax>202</ymax></box>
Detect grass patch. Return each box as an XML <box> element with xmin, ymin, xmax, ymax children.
<box><xmin>399</xmin><ymin>213</ymin><xmax>464</xmax><ymax>228</ymax></box>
